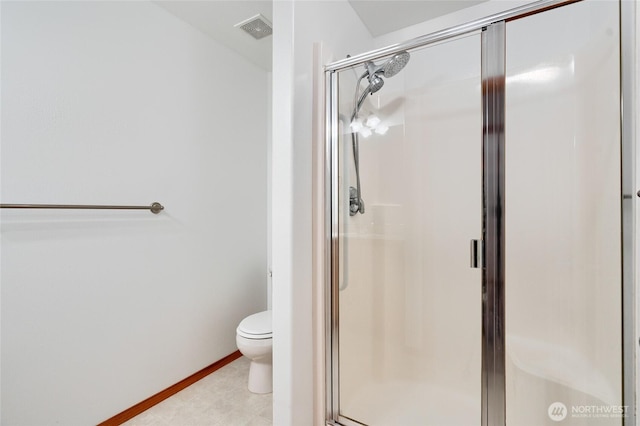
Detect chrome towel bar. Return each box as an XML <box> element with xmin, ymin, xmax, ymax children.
<box><xmin>0</xmin><ymin>202</ymin><xmax>164</xmax><ymax>214</ymax></box>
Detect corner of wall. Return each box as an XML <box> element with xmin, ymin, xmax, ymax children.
<box><xmin>271</xmin><ymin>0</ymin><xmax>373</xmax><ymax>424</ymax></box>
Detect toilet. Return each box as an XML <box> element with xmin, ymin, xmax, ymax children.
<box><xmin>236</xmin><ymin>310</ymin><xmax>272</xmax><ymax>394</ymax></box>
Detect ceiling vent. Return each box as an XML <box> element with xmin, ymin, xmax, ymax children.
<box><xmin>235</xmin><ymin>14</ymin><xmax>272</xmax><ymax>40</ymax></box>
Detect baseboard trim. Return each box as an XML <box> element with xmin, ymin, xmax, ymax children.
<box><xmin>97</xmin><ymin>350</ymin><xmax>243</xmax><ymax>426</ymax></box>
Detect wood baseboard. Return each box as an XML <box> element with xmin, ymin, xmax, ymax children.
<box><xmin>97</xmin><ymin>350</ymin><xmax>243</xmax><ymax>426</ymax></box>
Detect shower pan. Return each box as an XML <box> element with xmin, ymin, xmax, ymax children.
<box><xmin>324</xmin><ymin>0</ymin><xmax>636</xmax><ymax>425</ymax></box>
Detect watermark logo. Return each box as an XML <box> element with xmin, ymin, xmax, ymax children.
<box><xmin>548</xmin><ymin>402</ymin><xmax>568</xmax><ymax>421</ymax></box>
<box><xmin>547</xmin><ymin>402</ymin><xmax>628</xmax><ymax>421</ymax></box>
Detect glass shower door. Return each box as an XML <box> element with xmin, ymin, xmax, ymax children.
<box><xmin>335</xmin><ymin>32</ymin><xmax>483</xmax><ymax>426</ymax></box>
<box><xmin>504</xmin><ymin>1</ymin><xmax>622</xmax><ymax>424</ymax></box>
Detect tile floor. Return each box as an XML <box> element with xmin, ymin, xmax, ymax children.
<box><xmin>123</xmin><ymin>357</ymin><xmax>272</xmax><ymax>426</ymax></box>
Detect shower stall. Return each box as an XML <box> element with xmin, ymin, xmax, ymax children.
<box><xmin>324</xmin><ymin>0</ymin><xmax>636</xmax><ymax>425</ymax></box>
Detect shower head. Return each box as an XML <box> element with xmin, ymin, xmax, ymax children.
<box><xmin>353</xmin><ymin>51</ymin><xmax>410</xmax><ymax>118</ymax></box>
<box><xmin>364</xmin><ymin>51</ymin><xmax>411</xmax><ymax>79</ymax></box>
<box><xmin>381</xmin><ymin>51</ymin><xmax>410</xmax><ymax>78</ymax></box>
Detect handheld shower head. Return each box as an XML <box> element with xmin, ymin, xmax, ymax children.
<box><xmin>355</xmin><ymin>77</ymin><xmax>382</xmax><ymax>117</ymax></box>
<box><xmin>353</xmin><ymin>73</ymin><xmax>384</xmax><ymax>119</ymax></box>
<box><xmin>367</xmin><ymin>74</ymin><xmax>384</xmax><ymax>94</ymax></box>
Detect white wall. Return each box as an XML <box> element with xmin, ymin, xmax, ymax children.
<box><xmin>0</xmin><ymin>2</ymin><xmax>268</xmax><ymax>424</ymax></box>
<box><xmin>271</xmin><ymin>0</ymin><xmax>372</xmax><ymax>424</ymax></box>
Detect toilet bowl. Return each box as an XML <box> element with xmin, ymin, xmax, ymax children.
<box><xmin>236</xmin><ymin>310</ymin><xmax>272</xmax><ymax>394</ymax></box>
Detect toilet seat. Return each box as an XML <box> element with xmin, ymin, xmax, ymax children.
<box><xmin>237</xmin><ymin>310</ymin><xmax>272</xmax><ymax>339</ymax></box>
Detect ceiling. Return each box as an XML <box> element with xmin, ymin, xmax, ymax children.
<box><xmin>155</xmin><ymin>1</ymin><xmax>489</xmax><ymax>71</ymax></box>
<box><xmin>348</xmin><ymin>0</ymin><xmax>489</xmax><ymax>37</ymax></box>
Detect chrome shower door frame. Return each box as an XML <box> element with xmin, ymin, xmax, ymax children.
<box><xmin>324</xmin><ymin>1</ymin><xmax>636</xmax><ymax>424</ymax></box>
<box><xmin>620</xmin><ymin>1</ymin><xmax>637</xmax><ymax>423</ymax></box>
<box><xmin>325</xmin><ymin>68</ymin><xmax>341</xmax><ymax>424</ymax></box>
<box><xmin>481</xmin><ymin>21</ymin><xmax>506</xmax><ymax>426</ymax></box>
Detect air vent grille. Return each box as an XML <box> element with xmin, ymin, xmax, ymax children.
<box><xmin>235</xmin><ymin>14</ymin><xmax>272</xmax><ymax>40</ymax></box>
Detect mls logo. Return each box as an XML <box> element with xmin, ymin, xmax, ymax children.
<box><xmin>548</xmin><ymin>402</ymin><xmax>568</xmax><ymax>421</ymax></box>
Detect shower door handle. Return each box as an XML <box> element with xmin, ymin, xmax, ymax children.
<box><xmin>470</xmin><ymin>239</ymin><xmax>483</xmax><ymax>268</ymax></box>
